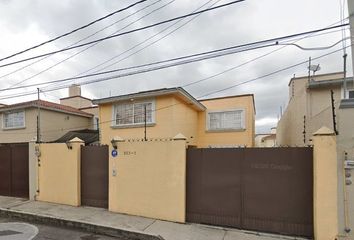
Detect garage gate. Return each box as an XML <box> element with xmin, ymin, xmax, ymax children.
<box><xmin>186</xmin><ymin>147</ymin><xmax>313</xmax><ymax>238</ymax></box>
<box><xmin>0</xmin><ymin>143</ymin><xmax>29</xmax><ymax>198</ymax></box>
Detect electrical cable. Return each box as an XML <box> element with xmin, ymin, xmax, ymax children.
<box><xmin>0</xmin><ymin>0</ymin><xmax>164</xmax><ymax>83</ymax></box>
<box><xmin>0</xmin><ymin>44</ymin><xmax>350</xmax><ymax>136</ymax></box>
<box><xmin>75</xmin><ymin>0</ymin><xmax>220</xmax><ymax>77</ymax></box>
<box><xmin>2</xmin><ymin>0</ymin><xmax>176</xmax><ymax>90</ymax></box>
<box><xmin>0</xmin><ymin>0</ymin><xmax>246</xmax><ymax>69</ymax></box>
<box><xmin>0</xmin><ymin>0</ymin><xmax>148</xmax><ymax>63</ymax></box>
<box><xmin>0</xmin><ymin>25</ymin><xmax>350</xmax><ymax>96</ymax></box>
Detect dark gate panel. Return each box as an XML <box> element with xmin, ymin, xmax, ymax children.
<box><xmin>0</xmin><ymin>143</ymin><xmax>29</xmax><ymax>198</ymax></box>
<box><xmin>10</xmin><ymin>144</ymin><xmax>29</xmax><ymax>198</ymax></box>
<box><xmin>0</xmin><ymin>146</ymin><xmax>11</xmax><ymax>196</ymax></box>
<box><xmin>242</xmin><ymin>148</ymin><xmax>313</xmax><ymax>237</ymax></box>
<box><xmin>81</xmin><ymin>145</ymin><xmax>108</xmax><ymax>208</ymax></box>
<box><xmin>186</xmin><ymin>147</ymin><xmax>313</xmax><ymax>238</ymax></box>
<box><xmin>187</xmin><ymin>148</ymin><xmax>242</xmax><ymax>228</ymax></box>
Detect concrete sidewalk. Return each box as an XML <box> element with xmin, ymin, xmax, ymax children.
<box><xmin>0</xmin><ymin>196</ymin><xmax>308</xmax><ymax>240</ymax></box>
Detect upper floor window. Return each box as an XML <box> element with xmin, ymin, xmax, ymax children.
<box><xmin>113</xmin><ymin>100</ymin><xmax>155</xmax><ymax>127</ymax></box>
<box><xmin>3</xmin><ymin>111</ymin><xmax>25</xmax><ymax>129</ymax></box>
<box><xmin>348</xmin><ymin>89</ymin><xmax>354</xmax><ymax>99</ymax></box>
<box><xmin>207</xmin><ymin>109</ymin><xmax>245</xmax><ymax>131</ymax></box>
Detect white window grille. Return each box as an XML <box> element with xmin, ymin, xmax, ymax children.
<box><xmin>207</xmin><ymin>109</ymin><xmax>245</xmax><ymax>131</ymax></box>
<box><xmin>114</xmin><ymin>100</ymin><xmax>154</xmax><ymax>126</ymax></box>
<box><xmin>3</xmin><ymin>111</ymin><xmax>25</xmax><ymax>129</ymax></box>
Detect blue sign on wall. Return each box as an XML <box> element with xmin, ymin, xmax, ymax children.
<box><xmin>111</xmin><ymin>149</ymin><xmax>118</xmax><ymax>157</ymax></box>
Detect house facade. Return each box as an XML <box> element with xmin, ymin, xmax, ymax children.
<box><xmin>0</xmin><ymin>100</ymin><xmax>93</xmax><ymax>143</ymax></box>
<box><xmin>93</xmin><ymin>87</ymin><xmax>255</xmax><ymax>148</ymax></box>
<box><xmin>276</xmin><ymin>72</ymin><xmax>352</xmax><ymax>146</ymax></box>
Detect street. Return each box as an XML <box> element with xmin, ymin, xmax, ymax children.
<box><xmin>0</xmin><ymin>217</ymin><xmax>121</xmax><ymax>240</ymax></box>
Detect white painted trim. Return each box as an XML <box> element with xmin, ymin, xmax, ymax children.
<box><xmin>112</xmin><ymin>98</ymin><xmax>156</xmax><ymax>127</ymax></box>
<box><xmin>206</xmin><ymin>108</ymin><xmax>246</xmax><ymax>131</ymax></box>
<box><xmin>2</xmin><ymin>110</ymin><xmax>26</xmax><ymax>130</ymax></box>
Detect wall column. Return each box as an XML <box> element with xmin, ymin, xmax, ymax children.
<box><xmin>28</xmin><ymin>140</ymin><xmax>38</xmax><ymax>200</ymax></box>
<box><xmin>312</xmin><ymin>127</ymin><xmax>338</xmax><ymax>240</ymax></box>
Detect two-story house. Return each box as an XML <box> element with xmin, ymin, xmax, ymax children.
<box><xmin>276</xmin><ymin>72</ymin><xmax>353</xmax><ymax>146</ymax></box>
<box><xmin>93</xmin><ymin>87</ymin><xmax>255</xmax><ymax>147</ymax></box>
<box><xmin>0</xmin><ymin>99</ymin><xmax>93</xmax><ymax>143</ymax></box>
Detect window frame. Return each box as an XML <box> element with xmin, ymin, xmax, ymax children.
<box><xmin>112</xmin><ymin>99</ymin><xmax>156</xmax><ymax>128</ymax></box>
<box><xmin>348</xmin><ymin>89</ymin><xmax>354</xmax><ymax>99</ymax></box>
<box><xmin>2</xmin><ymin>110</ymin><xmax>26</xmax><ymax>130</ymax></box>
<box><xmin>206</xmin><ymin>108</ymin><xmax>246</xmax><ymax>132</ymax></box>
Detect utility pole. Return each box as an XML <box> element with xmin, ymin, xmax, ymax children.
<box><xmin>37</xmin><ymin>88</ymin><xmax>41</xmax><ymax>143</ymax></box>
<box><xmin>144</xmin><ymin>104</ymin><xmax>147</xmax><ymax>141</ymax></box>
<box><xmin>343</xmin><ymin>53</ymin><xmax>348</xmax><ymax>99</ymax></box>
<box><xmin>307</xmin><ymin>57</ymin><xmax>311</xmax><ymax>83</ymax></box>
<box><xmin>348</xmin><ymin>0</ymin><xmax>354</xmax><ymax>73</ymax></box>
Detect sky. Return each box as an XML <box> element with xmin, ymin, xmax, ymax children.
<box><xmin>0</xmin><ymin>0</ymin><xmax>351</xmax><ymax>133</ymax></box>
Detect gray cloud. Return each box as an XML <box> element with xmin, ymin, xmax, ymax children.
<box><xmin>0</xmin><ymin>0</ymin><xmax>351</xmax><ymax>133</ymax></box>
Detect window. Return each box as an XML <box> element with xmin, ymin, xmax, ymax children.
<box><xmin>349</xmin><ymin>89</ymin><xmax>354</xmax><ymax>99</ymax></box>
<box><xmin>207</xmin><ymin>109</ymin><xmax>245</xmax><ymax>131</ymax></box>
<box><xmin>114</xmin><ymin>100</ymin><xmax>154</xmax><ymax>126</ymax></box>
<box><xmin>3</xmin><ymin>111</ymin><xmax>25</xmax><ymax>129</ymax></box>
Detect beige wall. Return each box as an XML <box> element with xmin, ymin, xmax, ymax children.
<box><xmin>0</xmin><ymin>108</ymin><xmax>92</xmax><ymax>143</ymax></box>
<box><xmin>336</xmin><ymin>108</ymin><xmax>354</xmax><ymax>239</ymax></box>
<box><xmin>36</xmin><ymin>140</ymin><xmax>83</xmax><ymax>206</ymax></box>
<box><xmin>60</xmin><ymin>96</ymin><xmax>93</xmax><ymax>109</ymax></box>
<box><xmin>313</xmin><ymin>129</ymin><xmax>339</xmax><ymax>240</ymax></box>
<box><xmin>197</xmin><ymin>95</ymin><xmax>255</xmax><ymax>147</ymax></box>
<box><xmin>99</xmin><ymin>95</ymin><xmax>199</xmax><ymax>146</ymax></box>
<box><xmin>99</xmin><ymin>94</ymin><xmax>255</xmax><ymax>148</ymax></box>
<box><xmin>109</xmin><ymin>139</ymin><xmax>186</xmax><ymax>223</ymax></box>
<box><xmin>255</xmin><ymin>134</ymin><xmax>276</xmax><ymax>147</ymax></box>
<box><xmin>277</xmin><ymin>74</ymin><xmax>342</xmax><ymax>146</ymax></box>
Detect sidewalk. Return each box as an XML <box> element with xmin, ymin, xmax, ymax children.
<box><xmin>0</xmin><ymin>196</ymin><xmax>308</xmax><ymax>240</ymax></box>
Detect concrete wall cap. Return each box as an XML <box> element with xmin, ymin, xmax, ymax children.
<box><xmin>173</xmin><ymin>133</ymin><xmax>187</xmax><ymax>140</ymax></box>
<box><xmin>69</xmin><ymin>137</ymin><xmax>85</xmax><ymax>143</ymax></box>
<box><xmin>313</xmin><ymin>126</ymin><xmax>335</xmax><ymax>136</ymax></box>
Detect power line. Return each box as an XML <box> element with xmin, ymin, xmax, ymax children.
<box><xmin>197</xmin><ymin>46</ymin><xmax>351</xmax><ymax>99</ymax></box>
<box><xmin>45</xmin><ymin>21</ymin><xmax>350</xmax><ymax>91</ymax></box>
<box><xmin>0</xmin><ymin>0</ymin><xmax>246</xmax><ymax>69</ymax></box>
<box><xmin>1</xmin><ymin>0</ymin><xmax>176</xmax><ymax>91</ymax></box>
<box><xmin>0</xmin><ymin>0</ymin><xmax>148</xmax><ymax>63</ymax></box>
<box><xmin>0</xmin><ymin>24</ymin><xmax>350</xmax><ymax>96</ymax></box>
<box><xmin>0</xmin><ymin>40</ymin><xmax>350</xmax><ymax>103</ymax></box>
<box><xmin>0</xmin><ymin>45</ymin><xmax>349</xmax><ymax>137</ymax></box>
<box><xmin>74</xmin><ymin>0</ymin><xmax>220</xmax><ymax>77</ymax></box>
<box><xmin>0</xmin><ymin>0</ymin><xmax>165</xmax><ymax>82</ymax></box>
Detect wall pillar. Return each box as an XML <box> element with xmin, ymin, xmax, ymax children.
<box><xmin>28</xmin><ymin>140</ymin><xmax>38</xmax><ymax>200</ymax></box>
<box><xmin>313</xmin><ymin>127</ymin><xmax>338</xmax><ymax>240</ymax></box>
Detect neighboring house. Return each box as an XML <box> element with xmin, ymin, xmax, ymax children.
<box><xmin>255</xmin><ymin>127</ymin><xmax>276</xmax><ymax>147</ymax></box>
<box><xmin>60</xmin><ymin>84</ymin><xmax>99</xmax><ymax>129</ymax></box>
<box><xmin>93</xmin><ymin>87</ymin><xmax>255</xmax><ymax>147</ymax></box>
<box><xmin>276</xmin><ymin>72</ymin><xmax>354</xmax><ymax>146</ymax></box>
<box><xmin>0</xmin><ymin>100</ymin><xmax>93</xmax><ymax>143</ymax></box>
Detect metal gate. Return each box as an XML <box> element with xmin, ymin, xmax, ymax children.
<box><xmin>81</xmin><ymin>145</ymin><xmax>108</xmax><ymax>208</ymax></box>
<box><xmin>186</xmin><ymin>147</ymin><xmax>313</xmax><ymax>238</ymax></box>
<box><xmin>0</xmin><ymin>143</ymin><xmax>29</xmax><ymax>198</ymax></box>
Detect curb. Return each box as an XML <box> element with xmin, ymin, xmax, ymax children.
<box><xmin>0</xmin><ymin>208</ymin><xmax>164</xmax><ymax>240</ymax></box>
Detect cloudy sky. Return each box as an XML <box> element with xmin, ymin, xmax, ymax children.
<box><xmin>0</xmin><ymin>0</ymin><xmax>351</xmax><ymax>133</ymax></box>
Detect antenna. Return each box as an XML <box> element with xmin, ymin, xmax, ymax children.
<box><xmin>308</xmin><ymin>64</ymin><xmax>321</xmax><ymax>76</ymax></box>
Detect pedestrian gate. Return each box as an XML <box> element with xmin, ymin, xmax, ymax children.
<box><xmin>81</xmin><ymin>145</ymin><xmax>108</xmax><ymax>208</ymax></box>
<box><xmin>0</xmin><ymin>143</ymin><xmax>29</xmax><ymax>198</ymax></box>
<box><xmin>186</xmin><ymin>147</ymin><xmax>313</xmax><ymax>237</ymax></box>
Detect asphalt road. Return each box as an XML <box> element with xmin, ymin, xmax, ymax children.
<box><xmin>0</xmin><ymin>217</ymin><xmax>121</xmax><ymax>240</ymax></box>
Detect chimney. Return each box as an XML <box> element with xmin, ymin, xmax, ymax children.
<box><xmin>69</xmin><ymin>84</ymin><xmax>81</xmax><ymax>97</ymax></box>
